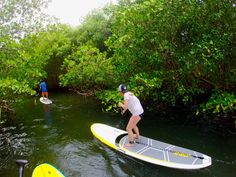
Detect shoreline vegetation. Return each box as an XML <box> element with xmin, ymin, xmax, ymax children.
<box><xmin>0</xmin><ymin>0</ymin><xmax>235</xmax><ymax>133</ymax></box>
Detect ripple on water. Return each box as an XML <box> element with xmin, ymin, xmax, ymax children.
<box><xmin>48</xmin><ymin>140</ymin><xmax>111</xmax><ymax>176</ymax></box>
<box><xmin>50</xmin><ymin>139</ymin><xmax>130</xmax><ymax>177</ymax></box>
<box><xmin>33</xmin><ymin>118</ymin><xmax>44</xmax><ymax>122</ymax></box>
<box><xmin>1</xmin><ymin>124</ymin><xmax>34</xmax><ymax>158</ymax></box>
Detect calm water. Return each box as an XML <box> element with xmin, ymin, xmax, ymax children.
<box><xmin>0</xmin><ymin>92</ymin><xmax>235</xmax><ymax>177</ymax></box>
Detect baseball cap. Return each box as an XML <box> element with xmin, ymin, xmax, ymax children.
<box><xmin>118</xmin><ymin>84</ymin><xmax>128</xmax><ymax>93</ymax></box>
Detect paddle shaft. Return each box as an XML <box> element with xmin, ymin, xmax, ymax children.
<box><xmin>135</xmin><ymin>141</ymin><xmax>204</xmax><ymax>160</ymax></box>
<box><xmin>16</xmin><ymin>159</ymin><xmax>28</xmax><ymax>177</ymax></box>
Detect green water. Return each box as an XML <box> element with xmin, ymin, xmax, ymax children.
<box><xmin>0</xmin><ymin>92</ymin><xmax>235</xmax><ymax>177</ymax></box>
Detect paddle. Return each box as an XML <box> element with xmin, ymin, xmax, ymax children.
<box><xmin>134</xmin><ymin>141</ymin><xmax>205</xmax><ymax>160</ymax></box>
<box><xmin>16</xmin><ymin>159</ymin><xmax>29</xmax><ymax>177</ymax></box>
<box><xmin>34</xmin><ymin>87</ymin><xmax>41</xmax><ymax>104</ymax></box>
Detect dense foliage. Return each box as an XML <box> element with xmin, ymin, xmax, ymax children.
<box><xmin>0</xmin><ymin>0</ymin><xmax>235</xmax><ymax>121</ymax></box>
<box><xmin>59</xmin><ymin>10</ymin><xmax>115</xmax><ymax>93</ymax></box>
<box><xmin>100</xmin><ymin>0</ymin><xmax>236</xmax><ymax>115</ymax></box>
<box><xmin>0</xmin><ymin>0</ymin><xmax>52</xmax><ymax>111</ymax></box>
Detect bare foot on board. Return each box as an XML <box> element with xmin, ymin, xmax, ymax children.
<box><xmin>125</xmin><ymin>143</ymin><xmax>134</xmax><ymax>147</ymax></box>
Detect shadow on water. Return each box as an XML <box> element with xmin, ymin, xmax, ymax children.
<box><xmin>0</xmin><ymin>92</ymin><xmax>235</xmax><ymax>177</ymax></box>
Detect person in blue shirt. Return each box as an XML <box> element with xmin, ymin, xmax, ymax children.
<box><xmin>39</xmin><ymin>80</ymin><xmax>49</xmax><ymax>99</ymax></box>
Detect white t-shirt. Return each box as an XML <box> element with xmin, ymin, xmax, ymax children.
<box><xmin>124</xmin><ymin>92</ymin><xmax>144</xmax><ymax>115</ymax></box>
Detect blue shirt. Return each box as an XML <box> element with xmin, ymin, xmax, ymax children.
<box><xmin>40</xmin><ymin>82</ymin><xmax>47</xmax><ymax>92</ymax></box>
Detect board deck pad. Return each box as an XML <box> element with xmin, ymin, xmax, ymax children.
<box><xmin>119</xmin><ymin>135</ymin><xmax>204</xmax><ymax>166</ymax></box>
<box><xmin>40</xmin><ymin>97</ymin><xmax>52</xmax><ymax>104</ymax></box>
<box><xmin>91</xmin><ymin>123</ymin><xmax>212</xmax><ymax>170</ymax></box>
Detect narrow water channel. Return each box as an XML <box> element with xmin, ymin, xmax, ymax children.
<box><xmin>0</xmin><ymin>92</ymin><xmax>235</xmax><ymax>177</ymax></box>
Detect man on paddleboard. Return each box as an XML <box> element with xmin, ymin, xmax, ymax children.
<box><xmin>118</xmin><ymin>84</ymin><xmax>144</xmax><ymax>147</ymax></box>
<box><xmin>39</xmin><ymin>80</ymin><xmax>49</xmax><ymax>99</ymax></box>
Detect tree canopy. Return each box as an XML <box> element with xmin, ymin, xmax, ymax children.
<box><xmin>0</xmin><ymin>0</ymin><xmax>235</xmax><ymax>119</ymax></box>
<box><xmin>0</xmin><ymin>0</ymin><xmax>52</xmax><ymax>39</ymax></box>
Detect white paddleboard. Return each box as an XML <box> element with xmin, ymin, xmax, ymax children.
<box><xmin>91</xmin><ymin>123</ymin><xmax>212</xmax><ymax>170</ymax></box>
<box><xmin>39</xmin><ymin>97</ymin><xmax>52</xmax><ymax>105</ymax></box>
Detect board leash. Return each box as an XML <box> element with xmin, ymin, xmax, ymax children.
<box><xmin>134</xmin><ymin>141</ymin><xmax>204</xmax><ymax>160</ymax></box>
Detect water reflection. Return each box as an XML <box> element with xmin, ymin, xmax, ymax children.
<box><xmin>43</xmin><ymin>104</ymin><xmax>52</xmax><ymax>127</ymax></box>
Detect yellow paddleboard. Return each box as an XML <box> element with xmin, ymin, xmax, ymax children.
<box><xmin>32</xmin><ymin>163</ymin><xmax>65</xmax><ymax>177</ymax></box>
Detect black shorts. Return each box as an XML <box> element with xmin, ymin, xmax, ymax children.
<box><xmin>139</xmin><ymin>113</ymin><xmax>144</xmax><ymax>119</ymax></box>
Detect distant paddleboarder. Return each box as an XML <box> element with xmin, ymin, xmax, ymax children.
<box><xmin>118</xmin><ymin>84</ymin><xmax>144</xmax><ymax>147</ymax></box>
<box><xmin>39</xmin><ymin>80</ymin><xmax>49</xmax><ymax>100</ymax></box>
